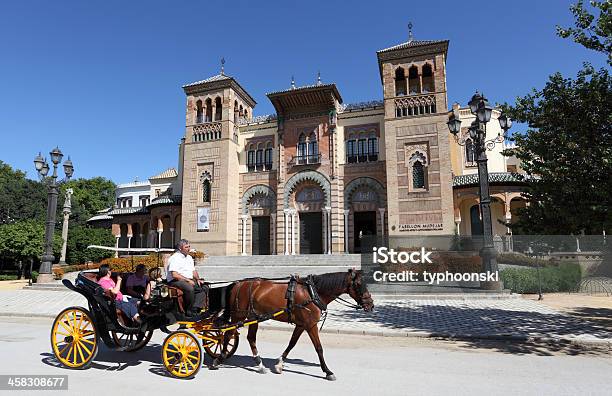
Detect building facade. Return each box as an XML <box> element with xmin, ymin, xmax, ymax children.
<box><xmin>92</xmin><ymin>35</ymin><xmax>526</xmax><ymax>255</ymax></box>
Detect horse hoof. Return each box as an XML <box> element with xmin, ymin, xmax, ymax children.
<box><xmin>272</xmin><ymin>365</ymin><xmax>283</xmax><ymax>374</ymax></box>
<box><xmin>258</xmin><ymin>366</ymin><xmax>268</xmax><ymax>374</ymax></box>
<box><xmin>326</xmin><ymin>374</ymin><xmax>337</xmax><ymax>381</ymax></box>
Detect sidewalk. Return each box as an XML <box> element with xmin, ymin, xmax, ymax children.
<box><xmin>1</xmin><ymin>289</ymin><xmax>610</xmax><ymax>347</ymax></box>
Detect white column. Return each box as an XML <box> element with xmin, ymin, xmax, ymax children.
<box><xmin>325</xmin><ymin>206</ymin><xmax>332</xmax><ymax>255</ymax></box>
<box><xmin>241</xmin><ymin>214</ymin><xmax>248</xmax><ymax>256</ymax></box>
<box><xmin>139</xmin><ymin>233</ymin><xmax>144</xmax><ymax>248</ymax></box>
<box><xmin>170</xmin><ymin>228</ymin><xmax>175</xmax><ymax>247</ymax></box>
<box><xmin>114</xmin><ymin>236</ymin><xmax>120</xmax><ymax>258</ymax></box>
<box><xmin>157</xmin><ymin>231</ymin><xmax>162</xmax><ymax>249</ymax></box>
<box><xmin>322</xmin><ymin>210</ymin><xmax>327</xmax><ymax>254</ymax></box>
<box><xmin>283</xmin><ymin>209</ymin><xmax>289</xmax><ymax>255</ymax></box>
<box><xmin>127</xmin><ymin>234</ymin><xmax>132</xmax><ymax>250</ymax></box>
<box><xmin>291</xmin><ymin>209</ymin><xmax>297</xmax><ymax>255</ymax></box>
<box><xmin>378</xmin><ymin>208</ymin><xmax>386</xmax><ymax>240</ymax></box>
<box><xmin>344</xmin><ymin>209</ymin><xmax>350</xmax><ymax>254</ymax></box>
<box><xmin>271</xmin><ymin>214</ymin><xmax>276</xmax><ymax>255</ymax></box>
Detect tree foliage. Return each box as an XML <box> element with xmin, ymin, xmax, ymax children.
<box><xmin>557</xmin><ymin>0</ymin><xmax>612</xmax><ymax>65</ymax></box>
<box><xmin>0</xmin><ymin>161</ymin><xmax>47</xmax><ymax>224</ymax></box>
<box><xmin>65</xmin><ymin>226</ymin><xmax>115</xmax><ymax>264</ymax></box>
<box><xmin>59</xmin><ymin>177</ymin><xmax>116</xmax><ymax>227</ymax></box>
<box><xmin>504</xmin><ymin>65</ymin><xmax>612</xmax><ymax>234</ymax></box>
<box><xmin>0</xmin><ymin>220</ymin><xmax>62</xmax><ymax>262</ymax></box>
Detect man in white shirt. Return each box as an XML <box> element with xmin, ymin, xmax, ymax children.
<box><xmin>167</xmin><ymin>239</ymin><xmax>205</xmax><ymax>315</ymax></box>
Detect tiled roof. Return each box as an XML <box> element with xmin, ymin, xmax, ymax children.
<box><xmin>266</xmin><ymin>83</ymin><xmax>337</xmax><ymax>96</ymax></box>
<box><xmin>182</xmin><ymin>73</ymin><xmax>232</xmax><ymax>88</ymax></box>
<box><xmin>107</xmin><ymin>207</ymin><xmax>149</xmax><ymax>216</ymax></box>
<box><xmin>453</xmin><ymin>172</ymin><xmax>527</xmax><ymax>188</ymax></box>
<box><xmin>150</xmin><ymin>168</ymin><xmax>178</xmax><ymax>180</ymax></box>
<box><xmin>377</xmin><ymin>39</ymin><xmax>448</xmax><ymax>53</ymax></box>
<box><xmin>148</xmin><ymin>195</ymin><xmax>182</xmax><ymax>207</ymax></box>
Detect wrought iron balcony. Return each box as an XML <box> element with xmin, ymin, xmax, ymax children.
<box><xmin>289</xmin><ymin>154</ymin><xmax>321</xmax><ymax>166</ymax></box>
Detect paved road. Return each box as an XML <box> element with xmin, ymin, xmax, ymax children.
<box><xmin>0</xmin><ymin>317</ymin><xmax>611</xmax><ymax>396</ymax></box>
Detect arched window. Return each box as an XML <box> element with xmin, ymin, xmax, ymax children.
<box><xmin>264</xmin><ymin>143</ymin><xmax>273</xmax><ymax>170</ymax></box>
<box><xmin>395</xmin><ymin>67</ymin><xmax>407</xmax><ymax>96</ymax></box>
<box><xmin>202</xmin><ymin>179</ymin><xmax>211</xmax><ymax>203</ymax></box>
<box><xmin>247</xmin><ymin>144</ymin><xmax>255</xmax><ymax>172</ymax></box>
<box><xmin>465</xmin><ymin>138</ymin><xmax>475</xmax><ymax>164</ymax></box>
<box><xmin>412</xmin><ymin>161</ymin><xmax>425</xmax><ymax>189</ymax></box>
<box><xmin>297</xmin><ymin>133</ymin><xmax>307</xmax><ymax>164</ymax></box>
<box><xmin>205</xmin><ymin>98</ymin><xmax>212</xmax><ymax>122</ymax></box>
<box><xmin>357</xmin><ymin>135</ymin><xmax>367</xmax><ymax>162</ymax></box>
<box><xmin>256</xmin><ymin>143</ymin><xmax>264</xmax><ymax>171</ymax></box>
<box><xmin>470</xmin><ymin>204</ymin><xmax>483</xmax><ymax>235</ymax></box>
<box><xmin>408</xmin><ymin>65</ymin><xmax>420</xmax><ymax>94</ymax></box>
<box><xmin>214</xmin><ymin>97</ymin><xmax>222</xmax><ymax>121</ymax></box>
<box><xmin>346</xmin><ymin>138</ymin><xmax>356</xmax><ymax>163</ymax></box>
<box><xmin>422</xmin><ymin>63</ymin><xmax>434</xmax><ymax>93</ymax></box>
<box><xmin>196</xmin><ymin>100</ymin><xmax>203</xmax><ymax>123</ymax></box>
<box><xmin>368</xmin><ymin>136</ymin><xmax>378</xmax><ymax>161</ymax></box>
<box><xmin>307</xmin><ymin>132</ymin><xmax>318</xmax><ymax>163</ymax></box>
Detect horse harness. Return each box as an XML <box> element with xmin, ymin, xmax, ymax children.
<box><xmin>285</xmin><ymin>275</ymin><xmax>327</xmax><ymax>324</ymax></box>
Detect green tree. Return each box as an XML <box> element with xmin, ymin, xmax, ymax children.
<box><xmin>557</xmin><ymin>0</ymin><xmax>612</xmax><ymax>65</ymax></box>
<box><xmin>504</xmin><ymin>65</ymin><xmax>612</xmax><ymax>234</ymax></box>
<box><xmin>59</xmin><ymin>177</ymin><xmax>116</xmax><ymax>226</ymax></box>
<box><xmin>65</xmin><ymin>226</ymin><xmax>115</xmax><ymax>264</ymax></box>
<box><xmin>0</xmin><ymin>220</ymin><xmax>62</xmax><ymax>265</ymax></box>
<box><xmin>0</xmin><ymin>161</ymin><xmax>47</xmax><ymax>224</ymax></box>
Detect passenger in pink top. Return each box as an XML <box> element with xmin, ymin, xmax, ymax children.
<box><xmin>97</xmin><ymin>264</ymin><xmax>140</xmax><ymax>323</ymax></box>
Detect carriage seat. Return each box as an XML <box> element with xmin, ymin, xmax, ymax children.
<box><xmin>80</xmin><ymin>271</ymin><xmax>132</xmax><ymax>324</ymax></box>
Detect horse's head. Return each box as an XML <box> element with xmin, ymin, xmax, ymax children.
<box><xmin>346</xmin><ymin>269</ymin><xmax>374</xmax><ymax>312</ymax></box>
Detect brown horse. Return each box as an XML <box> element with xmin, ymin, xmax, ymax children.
<box><xmin>213</xmin><ymin>269</ymin><xmax>374</xmax><ymax>381</ymax></box>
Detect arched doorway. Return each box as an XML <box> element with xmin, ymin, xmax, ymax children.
<box><xmin>241</xmin><ymin>185</ymin><xmax>276</xmax><ymax>255</ymax></box>
<box><xmin>344</xmin><ymin>177</ymin><xmax>387</xmax><ymax>253</ymax></box>
<box><xmin>294</xmin><ymin>183</ymin><xmax>325</xmax><ymax>254</ymax></box>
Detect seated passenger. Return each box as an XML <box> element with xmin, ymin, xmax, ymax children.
<box><xmin>97</xmin><ymin>264</ymin><xmax>141</xmax><ymax>324</ymax></box>
<box><xmin>126</xmin><ymin>264</ymin><xmax>153</xmax><ymax>300</ymax></box>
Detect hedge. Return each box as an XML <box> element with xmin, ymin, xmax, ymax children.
<box><xmin>0</xmin><ymin>275</ymin><xmax>18</xmax><ymax>281</ymax></box>
<box><xmin>497</xmin><ymin>252</ymin><xmax>555</xmax><ymax>268</ymax></box>
<box><xmin>500</xmin><ymin>263</ymin><xmax>581</xmax><ymax>293</ymax></box>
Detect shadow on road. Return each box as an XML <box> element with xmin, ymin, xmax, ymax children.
<box><xmin>332</xmin><ymin>303</ymin><xmax>612</xmax><ymax>356</ymax></box>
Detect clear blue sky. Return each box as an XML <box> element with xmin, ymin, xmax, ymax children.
<box><xmin>0</xmin><ymin>0</ymin><xmax>607</xmax><ymax>183</ymax></box>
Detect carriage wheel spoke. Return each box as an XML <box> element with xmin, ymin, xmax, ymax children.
<box><xmin>76</xmin><ymin>341</ymin><xmax>85</xmax><ymax>363</ymax></box>
<box><xmin>78</xmin><ymin>340</ymin><xmax>92</xmax><ymax>355</ymax></box>
<box><xmin>57</xmin><ymin>342</ymin><xmax>70</xmax><ymax>356</ymax></box>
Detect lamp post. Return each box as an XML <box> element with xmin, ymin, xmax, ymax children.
<box><xmin>447</xmin><ymin>92</ymin><xmax>512</xmax><ymax>290</ymax></box>
<box><xmin>33</xmin><ymin>148</ymin><xmax>74</xmax><ymax>283</ymax></box>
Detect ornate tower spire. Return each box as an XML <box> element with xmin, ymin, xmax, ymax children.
<box><xmin>317</xmin><ymin>70</ymin><xmax>321</xmax><ymax>85</ymax></box>
<box><xmin>408</xmin><ymin>22</ymin><xmax>414</xmax><ymax>43</ymax></box>
<box><xmin>220</xmin><ymin>57</ymin><xmax>225</xmax><ymax>75</ymax></box>
<box><xmin>291</xmin><ymin>75</ymin><xmax>296</xmax><ymax>89</ymax></box>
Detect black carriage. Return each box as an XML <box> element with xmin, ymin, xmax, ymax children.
<box><xmin>50</xmin><ymin>268</ymin><xmax>239</xmax><ymax>378</ymax></box>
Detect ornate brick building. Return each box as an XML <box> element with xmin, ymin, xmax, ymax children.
<box><xmin>92</xmin><ymin>34</ymin><xmax>527</xmax><ymax>255</ymax></box>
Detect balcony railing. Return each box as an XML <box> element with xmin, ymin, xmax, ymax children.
<box><xmin>289</xmin><ymin>154</ymin><xmax>321</xmax><ymax>166</ymax></box>
<box><xmin>247</xmin><ymin>162</ymin><xmax>273</xmax><ymax>172</ymax></box>
<box><xmin>347</xmin><ymin>152</ymin><xmax>379</xmax><ymax>164</ymax></box>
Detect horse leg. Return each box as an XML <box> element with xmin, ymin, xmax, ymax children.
<box><xmin>272</xmin><ymin>326</ymin><xmax>304</xmax><ymax>374</ymax></box>
<box><xmin>211</xmin><ymin>331</ymin><xmax>231</xmax><ymax>369</ymax></box>
<box><xmin>306</xmin><ymin>325</ymin><xmax>335</xmax><ymax>381</ymax></box>
<box><xmin>247</xmin><ymin>324</ymin><xmax>267</xmax><ymax>374</ymax></box>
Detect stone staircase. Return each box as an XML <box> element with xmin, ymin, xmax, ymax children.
<box><xmin>195</xmin><ymin>254</ymin><xmax>361</xmax><ymax>282</ymax></box>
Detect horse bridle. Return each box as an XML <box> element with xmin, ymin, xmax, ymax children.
<box><xmin>335</xmin><ymin>270</ymin><xmax>368</xmax><ymax>310</ymax></box>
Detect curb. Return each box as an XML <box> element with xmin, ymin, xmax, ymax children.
<box><xmin>1</xmin><ymin>312</ymin><xmax>609</xmax><ymax>350</ymax></box>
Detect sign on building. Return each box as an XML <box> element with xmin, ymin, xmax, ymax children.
<box><xmin>197</xmin><ymin>207</ymin><xmax>210</xmax><ymax>231</ymax></box>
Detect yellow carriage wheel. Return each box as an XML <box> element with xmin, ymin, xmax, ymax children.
<box><xmin>203</xmin><ymin>330</ymin><xmax>239</xmax><ymax>359</ymax></box>
<box><xmin>50</xmin><ymin>306</ymin><xmax>98</xmax><ymax>369</ymax></box>
<box><xmin>162</xmin><ymin>330</ymin><xmax>202</xmax><ymax>379</ymax></box>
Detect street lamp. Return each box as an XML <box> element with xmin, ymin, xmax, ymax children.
<box><xmin>447</xmin><ymin>92</ymin><xmax>512</xmax><ymax>290</ymax></box>
<box><xmin>33</xmin><ymin>147</ymin><xmax>74</xmax><ymax>283</ymax></box>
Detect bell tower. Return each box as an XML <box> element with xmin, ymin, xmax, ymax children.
<box><xmin>377</xmin><ymin>31</ymin><xmax>456</xmax><ymax>236</ymax></box>
<box><xmin>180</xmin><ymin>64</ymin><xmax>256</xmax><ymax>255</ymax></box>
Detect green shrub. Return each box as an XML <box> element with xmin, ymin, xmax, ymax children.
<box><xmin>0</xmin><ymin>275</ymin><xmax>18</xmax><ymax>281</ymax></box>
<box><xmin>31</xmin><ymin>271</ymin><xmax>38</xmax><ymax>282</ymax></box>
<box><xmin>500</xmin><ymin>263</ymin><xmax>581</xmax><ymax>293</ymax></box>
<box><xmin>497</xmin><ymin>252</ymin><xmax>556</xmax><ymax>268</ymax></box>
